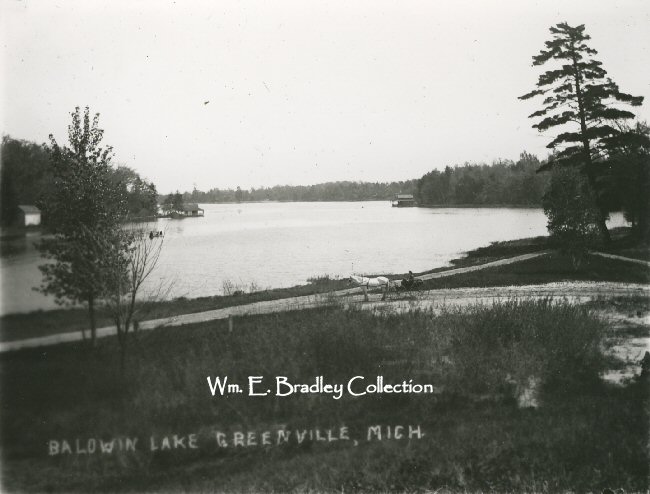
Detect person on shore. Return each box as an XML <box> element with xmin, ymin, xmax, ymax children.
<box><xmin>402</xmin><ymin>271</ymin><xmax>415</xmax><ymax>289</ymax></box>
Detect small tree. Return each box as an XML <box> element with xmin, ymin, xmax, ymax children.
<box><xmin>101</xmin><ymin>225</ymin><xmax>166</xmax><ymax>373</ymax></box>
<box><xmin>38</xmin><ymin>107</ymin><xmax>128</xmax><ymax>346</ymax></box>
<box><xmin>172</xmin><ymin>190</ymin><xmax>184</xmax><ymax>212</ymax></box>
<box><xmin>520</xmin><ymin>23</ymin><xmax>644</xmax><ymax>243</ymax></box>
<box><xmin>543</xmin><ymin>166</ymin><xmax>601</xmax><ymax>269</ymax></box>
<box><xmin>161</xmin><ymin>191</ymin><xmax>183</xmax><ymax>214</ymax></box>
<box><xmin>161</xmin><ymin>194</ymin><xmax>173</xmax><ymax>215</ymax></box>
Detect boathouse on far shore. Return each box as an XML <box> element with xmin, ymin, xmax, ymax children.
<box><xmin>391</xmin><ymin>194</ymin><xmax>416</xmax><ymax>207</ymax></box>
<box><xmin>180</xmin><ymin>203</ymin><xmax>204</xmax><ymax>216</ymax></box>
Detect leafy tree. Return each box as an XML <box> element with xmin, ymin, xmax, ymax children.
<box><xmin>543</xmin><ymin>166</ymin><xmax>601</xmax><ymax>270</ymax></box>
<box><xmin>520</xmin><ymin>22</ymin><xmax>644</xmax><ymax>243</ymax></box>
<box><xmin>161</xmin><ymin>190</ymin><xmax>183</xmax><ymax>214</ymax></box>
<box><xmin>607</xmin><ymin>121</ymin><xmax>650</xmax><ymax>241</ymax></box>
<box><xmin>37</xmin><ymin>107</ymin><xmax>128</xmax><ymax>346</ymax></box>
<box><xmin>161</xmin><ymin>195</ymin><xmax>174</xmax><ymax>214</ymax></box>
<box><xmin>0</xmin><ymin>165</ymin><xmax>19</xmax><ymax>226</ymax></box>
<box><xmin>454</xmin><ymin>172</ymin><xmax>482</xmax><ymax>204</ymax></box>
<box><xmin>112</xmin><ymin>165</ymin><xmax>158</xmax><ymax>218</ymax></box>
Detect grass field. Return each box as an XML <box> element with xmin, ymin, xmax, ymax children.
<box><xmin>1</xmin><ymin>301</ymin><xmax>648</xmax><ymax>492</ymax></box>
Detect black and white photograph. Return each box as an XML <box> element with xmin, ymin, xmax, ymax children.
<box><xmin>1</xmin><ymin>1</ymin><xmax>649</xmax><ymax>492</ymax></box>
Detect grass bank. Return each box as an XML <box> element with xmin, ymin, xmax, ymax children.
<box><xmin>415</xmin><ymin>226</ymin><xmax>648</xmax><ymax>276</ymax></box>
<box><xmin>419</xmin><ymin>251</ymin><xmax>649</xmax><ymax>291</ymax></box>
<box><xmin>1</xmin><ymin>301</ymin><xmax>647</xmax><ymax>492</ymax></box>
<box><xmin>0</xmin><ymin>275</ymin><xmax>348</xmax><ymax>342</ymax></box>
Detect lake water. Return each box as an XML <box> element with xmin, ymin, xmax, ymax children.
<box><xmin>0</xmin><ymin>202</ymin><xmax>628</xmax><ymax>315</ymax></box>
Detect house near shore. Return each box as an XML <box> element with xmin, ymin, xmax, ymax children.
<box><xmin>17</xmin><ymin>205</ymin><xmax>41</xmax><ymax>226</ymax></box>
<box><xmin>179</xmin><ymin>203</ymin><xmax>204</xmax><ymax>217</ymax></box>
<box><xmin>159</xmin><ymin>201</ymin><xmax>204</xmax><ymax>218</ymax></box>
<box><xmin>391</xmin><ymin>194</ymin><xmax>416</xmax><ymax>207</ymax></box>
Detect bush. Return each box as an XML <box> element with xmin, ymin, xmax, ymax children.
<box><xmin>543</xmin><ymin>166</ymin><xmax>602</xmax><ymax>269</ymax></box>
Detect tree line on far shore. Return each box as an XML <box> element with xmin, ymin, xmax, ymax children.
<box><xmin>5</xmin><ymin>125</ymin><xmax>645</xmax><ymax>232</ymax></box>
<box><xmin>3</xmin><ymin>132</ymin><xmax>555</xmax><ymax>221</ymax></box>
<box><xmin>165</xmin><ymin>154</ymin><xmax>548</xmax><ymax>207</ymax></box>
<box><xmin>177</xmin><ymin>180</ymin><xmax>418</xmax><ymax>204</ymax></box>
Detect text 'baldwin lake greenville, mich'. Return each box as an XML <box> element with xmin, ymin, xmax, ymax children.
<box><xmin>48</xmin><ymin>424</ymin><xmax>427</xmax><ymax>456</ymax></box>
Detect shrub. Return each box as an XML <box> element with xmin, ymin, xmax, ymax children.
<box><xmin>543</xmin><ymin>166</ymin><xmax>602</xmax><ymax>269</ymax></box>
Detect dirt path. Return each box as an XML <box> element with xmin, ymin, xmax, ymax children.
<box><xmin>2</xmin><ymin>278</ymin><xmax>647</xmax><ymax>352</ymax></box>
<box><xmin>589</xmin><ymin>251</ymin><xmax>650</xmax><ymax>267</ymax></box>
<box><xmin>337</xmin><ymin>250</ymin><xmax>552</xmax><ymax>293</ymax></box>
<box><xmin>357</xmin><ymin>281</ymin><xmax>649</xmax><ymax>311</ymax></box>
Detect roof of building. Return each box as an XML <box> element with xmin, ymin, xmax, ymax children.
<box><xmin>18</xmin><ymin>205</ymin><xmax>41</xmax><ymax>214</ymax></box>
<box><xmin>395</xmin><ymin>194</ymin><xmax>414</xmax><ymax>200</ymax></box>
<box><xmin>180</xmin><ymin>203</ymin><xmax>203</xmax><ymax>211</ymax></box>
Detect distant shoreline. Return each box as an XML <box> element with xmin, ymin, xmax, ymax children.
<box><xmin>416</xmin><ymin>203</ymin><xmax>540</xmax><ymax>209</ymax></box>
<box><xmin>182</xmin><ymin>200</ymin><xmax>542</xmax><ymax>209</ymax></box>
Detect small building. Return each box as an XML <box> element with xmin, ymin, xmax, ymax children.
<box><xmin>391</xmin><ymin>194</ymin><xmax>416</xmax><ymax>207</ymax></box>
<box><xmin>180</xmin><ymin>203</ymin><xmax>204</xmax><ymax>217</ymax></box>
<box><xmin>17</xmin><ymin>205</ymin><xmax>41</xmax><ymax>226</ymax></box>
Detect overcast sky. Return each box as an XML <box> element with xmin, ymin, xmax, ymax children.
<box><xmin>2</xmin><ymin>0</ymin><xmax>649</xmax><ymax>193</ymax></box>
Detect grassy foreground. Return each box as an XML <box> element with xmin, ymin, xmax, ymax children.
<box><xmin>1</xmin><ymin>301</ymin><xmax>648</xmax><ymax>492</ymax></box>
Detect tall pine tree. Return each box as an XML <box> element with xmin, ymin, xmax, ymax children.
<box><xmin>520</xmin><ymin>22</ymin><xmax>644</xmax><ymax>243</ymax></box>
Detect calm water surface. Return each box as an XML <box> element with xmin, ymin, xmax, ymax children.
<box><xmin>0</xmin><ymin>202</ymin><xmax>627</xmax><ymax>315</ymax></box>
